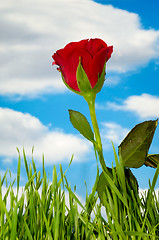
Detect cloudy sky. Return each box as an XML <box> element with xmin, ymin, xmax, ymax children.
<box><xmin>0</xmin><ymin>0</ymin><xmax>159</xmax><ymax>196</ymax></box>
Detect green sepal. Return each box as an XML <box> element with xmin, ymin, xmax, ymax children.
<box><xmin>76</xmin><ymin>59</ymin><xmax>92</xmax><ymax>93</ymax></box>
<box><xmin>145</xmin><ymin>154</ymin><xmax>159</xmax><ymax>168</ymax></box>
<box><xmin>93</xmin><ymin>62</ymin><xmax>106</xmax><ymax>94</ymax></box>
<box><xmin>118</xmin><ymin>120</ymin><xmax>158</xmax><ymax>168</ymax></box>
<box><xmin>68</xmin><ymin>109</ymin><xmax>95</xmax><ymax>143</ymax></box>
<box><xmin>60</xmin><ymin>72</ymin><xmax>82</xmax><ymax>96</ymax></box>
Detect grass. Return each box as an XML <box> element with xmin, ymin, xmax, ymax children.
<box><xmin>0</xmin><ymin>149</ymin><xmax>159</xmax><ymax>239</ymax></box>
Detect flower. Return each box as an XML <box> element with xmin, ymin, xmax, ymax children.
<box><xmin>52</xmin><ymin>38</ymin><xmax>113</xmax><ymax>93</ymax></box>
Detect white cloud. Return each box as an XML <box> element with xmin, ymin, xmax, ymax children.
<box><xmin>101</xmin><ymin>122</ymin><xmax>129</xmax><ymax>149</ymax></box>
<box><xmin>107</xmin><ymin>93</ymin><xmax>159</xmax><ymax>119</ymax></box>
<box><xmin>1</xmin><ymin>0</ymin><xmax>159</xmax><ymax>97</ymax></box>
<box><xmin>0</xmin><ymin>78</ymin><xmax>66</xmax><ymax>98</ymax></box>
<box><xmin>0</xmin><ymin>107</ymin><xmax>91</xmax><ymax>164</ymax></box>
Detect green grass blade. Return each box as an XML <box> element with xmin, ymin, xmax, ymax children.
<box><xmin>24</xmin><ymin>220</ymin><xmax>34</xmax><ymax>240</ymax></box>
<box><xmin>17</xmin><ymin>152</ymin><xmax>21</xmax><ymax>196</ymax></box>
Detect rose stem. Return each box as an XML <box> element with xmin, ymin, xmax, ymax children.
<box><xmin>85</xmin><ymin>94</ymin><xmax>107</xmax><ymax>172</ymax></box>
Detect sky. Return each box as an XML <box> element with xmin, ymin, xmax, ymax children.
<box><xmin>0</xmin><ymin>0</ymin><xmax>159</xmax><ymax>197</ymax></box>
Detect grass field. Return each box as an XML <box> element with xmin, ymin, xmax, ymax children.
<box><xmin>0</xmin><ymin>149</ymin><xmax>159</xmax><ymax>239</ymax></box>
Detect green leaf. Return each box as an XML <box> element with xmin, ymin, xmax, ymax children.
<box><xmin>69</xmin><ymin>109</ymin><xmax>95</xmax><ymax>143</ymax></box>
<box><xmin>118</xmin><ymin>120</ymin><xmax>158</xmax><ymax>168</ymax></box>
<box><xmin>76</xmin><ymin>60</ymin><xmax>92</xmax><ymax>93</ymax></box>
<box><xmin>97</xmin><ymin>168</ymin><xmax>113</xmax><ymax>204</ymax></box>
<box><xmin>97</xmin><ymin>168</ymin><xmax>138</xmax><ymax>206</ymax></box>
<box><xmin>125</xmin><ymin>168</ymin><xmax>139</xmax><ymax>191</ymax></box>
<box><xmin>145</xmin><ymin>154</ymin><xmax>159</xmax><ymax>168</ymax></box>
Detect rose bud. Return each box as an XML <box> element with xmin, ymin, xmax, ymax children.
<box><xmin>52</xmin><ymin>38</ymin><xmax>113</xmax><ymax>95</ymax></box>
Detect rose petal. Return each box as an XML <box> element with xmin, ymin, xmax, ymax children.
<box><xmin>53</xmin><ymin>47</ymin><xmax>92</xmax><ymax>91</ymax></box>
<box><xmin>85</xmin><ymin>38</ymin><xmax>108</xmax><ymax>57</ymax></box>
<box><xmin>89</xmin><ymin>46</ymin><xmax>113</xmax><ymax>88</ymax></box>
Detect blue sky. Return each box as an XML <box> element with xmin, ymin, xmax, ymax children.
<box><xmin>0</xmin><ymin>0</ymin><xmax>159</xmax><ymax>196</ymax></box>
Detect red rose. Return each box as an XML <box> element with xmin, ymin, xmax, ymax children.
<box><xmin>52</xmin><ymin>38</ymin><xmax>113</xmax><ymax>93</ymax></box>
